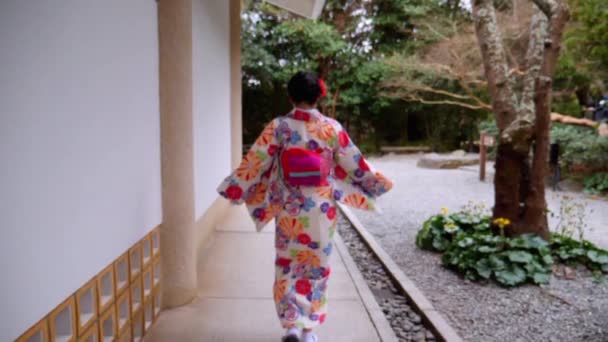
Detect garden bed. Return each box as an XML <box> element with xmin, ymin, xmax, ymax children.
<box><xmin>352</xmin><ymin>155</ymin><xmax>608</xmax><ymax>341</ymax></box>
<box><xmin>354</xmin><ymin>210</ymin><xmax>608</xmax><ymax>341</ymax></box>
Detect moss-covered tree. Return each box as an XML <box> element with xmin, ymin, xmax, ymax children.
<box><xmin>472</xmin><ymin>0</ymin><xmax>570</xmax><ymax>239</ymax></box>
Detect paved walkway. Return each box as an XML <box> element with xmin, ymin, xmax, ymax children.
<box><xmin>144</xmin><ymin>205</ymin><xmax>384</xmax><ymax>342</ymax></box>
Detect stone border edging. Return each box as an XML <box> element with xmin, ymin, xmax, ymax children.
<box><xmin>338</xmin><ymin>204</ymin><xmax>463</xmax><ymax>342</ymax></box>
<box><xmin>334</xmin><ymin>233</ymin><xmax>399</xmax><ymax>342</ymax></box>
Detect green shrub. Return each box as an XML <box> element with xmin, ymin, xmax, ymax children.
<box><xmin>552</xmin><ymin>95</ymin><xmax>583</xmax><ymax>117</ymax></box>
<box><xmin>416</xmin><ymin>208</ymin><xmax>608</xmax><ymax>287</ymax></box>
<box><xmin>550</xmin><ymin>124</ymin><xmax>608</xmax><ymax>170</ymax></box>
<box><xmin>415</xmin><ymin>209</ymin><xmax>491</xmax><ymax>252</ymax></box>
<box><xmin>442</xmin><ymin>232</ymin><xmax>553</xmax><ymax>285</ymax></box>
<box><xmin>478</xmin><ymin>119</ymin><xmax>499</xmax><ymax>137</ymax></box>
<box><xmin>478</xmin><ymin>120</ymin><xmax>498</xmax><ymax>158</ymax></box>
<box><xmin>477</xmin><ymin>121</ymin><xmax>608</xmax><ymax>171</ymax></box>
<box><xmin>583</xmin><ymin>173</ymin><xmax>608</xmax><ymax>196</ymax></box>
<box><xmin>552</xmin><ymin>234</ymin><xmax>608</xmax><ymax>273</ymax></box>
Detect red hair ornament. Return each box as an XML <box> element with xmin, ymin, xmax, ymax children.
<box><xmin>319</xmin><ymin>79</ymin><xmax>328</xmax><ymax>98</ymax></box>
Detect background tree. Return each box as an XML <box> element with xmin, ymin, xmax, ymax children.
<box><xmin>241</xmin><ymin>0</ymin><xmax>471</xmax><ymax>150</ymax></box>
<box><xmin>472</xmin><ymin>0</ymin><xmax>570</xmax><ymax>239</ymax></box>
<box><xmin>380</xmin><ymin>1</ymin><xmax>605</xmax><ymax>135</ymax></box>
<box><xmin>545</xmin><ymin>0</ymin><xmax>607</xmax><ymax>120</ymax></box>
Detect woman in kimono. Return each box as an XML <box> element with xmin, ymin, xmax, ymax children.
<box><xmin>217</xmin><ymin>71</ymin><xmax>393</xmax><ymax>342</ymax></box>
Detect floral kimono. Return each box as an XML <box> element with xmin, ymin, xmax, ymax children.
<box><xmin>217</xmin><ymin>108</ymin><xmax>393</xmax><ymax>329</ymax></box>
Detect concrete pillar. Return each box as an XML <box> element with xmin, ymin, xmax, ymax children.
<box><xmin>230</xmin><ymin>0</ymin><xmax>243</xmax><ymax>168</ymax></box>
<box><xmin>158</xmin><ymin>0</ymin><xmax>197</xmax><ymax>309</ymax></box>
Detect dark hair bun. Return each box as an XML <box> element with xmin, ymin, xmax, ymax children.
<box><xmin>287</xmin><ymin>71</ymin><xmax>322</xmax><ymax>105</ymax></box>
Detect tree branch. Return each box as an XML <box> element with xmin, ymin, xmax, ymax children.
<box><xmin>472</xmin><ymin>0</ymin><xmax>519</xmax><ymax>128</ymax></box>
<box><xmin>384</xmin><ymin>57</ymin><xmax>491</xmax><ymax>111</ymax></box>
<box><xmin>396</xmin><ymin>93</ymin><xmax>492</xmax><ymax>111</ymax></box>
<box><xmin>520</xmin><ymin>6</ymin><xmax>549</xmax><ymax>123</ymax></box>
<box><xmin>551</xmin><ymin>113</ymin><xmax>599</xmax><ymax>129</ymax></box>
<box><xmin>447</xmin><ymin>47</ymin><xmax>492</xmax><ymax>108</ymax></box>
<box><xmin>530</xmin><ymin>0</ymin><xmax>559</xmax><ymax>18</ymax></box>
<box><xmin>406</xmin><ymin>84</ymin><xmax>477</xmax><ymax>101</ymax></box>
<box><xmin>423</xmin><ymin>23</ymin><xmax>448</xmax><ymax>40</ymax></box>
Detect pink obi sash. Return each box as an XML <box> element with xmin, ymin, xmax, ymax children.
<box><xmin>281</xmin><ymin>147</ymin><xmax>330</xmax><ymax>187</ymax></box>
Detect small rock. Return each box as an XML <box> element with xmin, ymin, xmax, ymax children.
<box><xmin>417</xmin><ymin>153</ymin><xmax>479</xmax><ymax>169</ymax></box>
<box><xmin>451</xmin><ymin>149</ymin><xmax>466</xmax><ymax>157</ymax></box>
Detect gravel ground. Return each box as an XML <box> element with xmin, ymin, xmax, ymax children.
<box><xmin>351</xmin><ymin>154</ymin><xmax>608</xmax><ymax>342</ymax></box>
<box><xmin>337</xmin><ymin>215</ymin><xmax>436</xmax><ymax>342</ymax></box>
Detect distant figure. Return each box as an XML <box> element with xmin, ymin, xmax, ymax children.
<box><xmin>594</xmin><ymin>100</ymin><xmax>608</xmax><ymax>123</ymax></box>
<box><xmin>217</xmin><ymin>71</ymin><xmax>394</xmax><ymax>342</ymax></box>
<box><xmin>549</xmin><ymin>142</ymin><xmax>561</xmax><ymax>191</ymax></box>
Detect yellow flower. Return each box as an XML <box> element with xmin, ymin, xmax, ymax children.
<box><xmin>444</xmin><ymin>222</ymin><xmax>458</xmax><ymax>233</ymax></box>
<box><xmin>441</xmin><ymin>207</ymin><xmax>449</xmax><ymax>215</ymax></box>
<box><xmin>493</xmin><ymin>217</ymin><xmax>511</xmax><ymax>228</ymax></box>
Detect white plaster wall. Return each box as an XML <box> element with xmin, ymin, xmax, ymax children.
<box><xmin>193</xmin><ymin>0</ymin><xmax>233</xmax><ymax>218</ymax></box>
<box><xmin>0</xmin><ymin>1</ymin><xmax>161</xmax><ymax>340</ymax></box>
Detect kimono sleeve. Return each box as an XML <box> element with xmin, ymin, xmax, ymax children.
<box><xmin>333</xmin><ymin>124</ymin><xmax>394</xmax><ymax>199</ymax></box>
<box><xmin>217</xmin><ymin>119</ymin><xmax>279</xmax><ymax>204</ymax></box>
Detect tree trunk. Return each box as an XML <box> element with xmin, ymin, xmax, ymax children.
<box><xmin>519</xmin><ymin>85</ymin><xmax>551</xmax><ymax>239</ymax></box>
<box><xmin>493</xmin><ymin>144</ymin><xmax>527</xmax><ymax>223</ymax></box>
<box><xmin>473</xmin><ymin>0</ymin><xmax>569</xmax><ymax>240</ymax></box>
<box><xmin>521</xmin><ymin>0</ymin><xmax>570</xmax><ymax>239</ymax></box>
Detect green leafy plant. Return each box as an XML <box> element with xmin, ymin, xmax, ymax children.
<box><xmin>442</xmin><ymin>233</ymin><xmax>553</xmax><ymax>286</ymax></box>
<box><xmin>551</xmin><ymin>234</ymin><xmax>608</xmax><ymax>273</ymax></box>
<box><xmin>416</xmin><ymin>206</ymin><xmax>608</xmax><ymax>287</ymax></box>
<box><xmin>550</xmin><ymin>124</ymin><xmax>608</xmax><ymax>171</ymax></box>
<box><xmin>415</xmin><ymin>207</ymin><xmax>491</xmax><ymax>252</ymax></box>
<box><xmin>584</xmin><ymin>173</ymin><xmax>608</xmax><ymax>197</ymax></box>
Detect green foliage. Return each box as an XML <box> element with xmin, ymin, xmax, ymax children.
<box><xmin>415</xmin><ymin>210</ymin><xmax>492</xmax><ymax>252</ymax></box>
<box><xmin>478</xmin><ymin>120</ymin><xmax>608</xmax><ymax>170</ymax></box>
<box><xmin>552</xmin><ymin>94</ymin><xmax>583</xmax><ymax>118</ymax></box>
<box><xmin>564</xmin><ymin>0</ymin><xmax>608</xmax><ymax>82</ymax></box>
<box><xmin>442</xmin><ymin>233</ymin><xmax>553</xmax><ymax>286</ymax></box>
<box><xmin>551</xmin><ymin>233</ymin><xmax>608</xmax><ymax>273</ymax></box>
<box><xmin>584</xmin><ymin>173</ymin><xmax>608</xmax><ymax>197</ymax></box>
<box><xmin>241</xmin><ymin>0</ymin><xmax>472</xmax><ymax>147</ymax></box>
<box><xmin>363</xmin><ymin>0</ymin><xmax>439</xmax><ymax>54</ymax></box>
<box><xmin>478</xmin><ymin>119</ymin><xmax>498</xmax><ymax>158</ymax></box>
<box><xmin>554</xmin><ymin>52</ymin><xmax>593</xmax><ymax>96</ymax></box>
<box><xmin>241</xmin><ymin>0</ymin><xmax>605</xmax><ymax>149</ymax></box>
<box><xmin>550</xmin><ymin>124</ymin><xmax>608</xmax><ymax>170</ymax></box>
<box><xmin>554</xmin><ymin>0</ymin><xmax>608</xmax><ymax>103</ymax></box>
<box><xmin>478</xmin><ymin>119</ymin><xmax>498</xmax><ymax>136</ymax></box>
<box><xmin>416</xmin><ymin>208</ymin><xmax>608</xmax><ymax>287</ymax></box>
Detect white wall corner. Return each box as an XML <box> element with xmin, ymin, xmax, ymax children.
<box><xmin>264</xmin><ymin>0</ymin><xmax>327</xmax><ymax>19</ymax></box>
